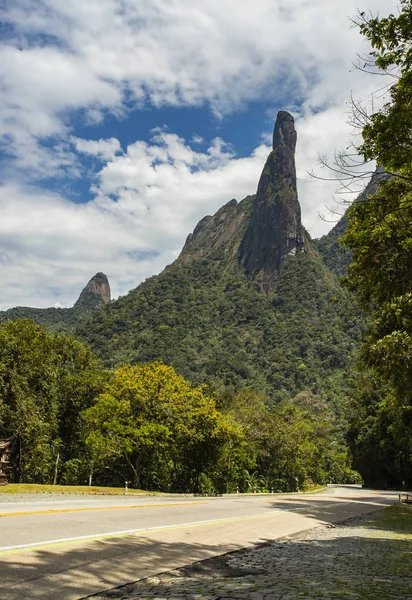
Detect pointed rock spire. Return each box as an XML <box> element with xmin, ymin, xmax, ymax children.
<box><xmin>238</xmin><ymin>111</ymin><xmax>305</xmax><ymax>289</ymax></box>
<box><xmin>74</xmin><ymin>272</ymin><xmax>111</xmax><ymax>310</ymax></box>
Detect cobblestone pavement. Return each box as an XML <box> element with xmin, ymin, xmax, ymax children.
<box><xmin>88</xmin><ymin>507</ymin><xmax>412</xmax><ymax>600</ymax></box>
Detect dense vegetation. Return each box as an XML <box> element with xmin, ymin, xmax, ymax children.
<box><xmin>0</xmin><ymin>320</ymin><xmax>107</xmax><ymax>483</ymax></box>
<box><xmin>0</xmin><ymin>320</ymin><xmax>358</xmax><ymax>491</ymax></box>
<box><xmin>0</xmin><ymin>304</ymin><xmax>84</xmax><ymax>334</ymax></box>
<box><xmin>343</xmin><ymin>1</ymin><xmax>412</xmax><ymax>487</ymax></box>
<box><xmin>76</xmin><ymin>251</ymin><xmax>361</xmax><ymax>409</ymax></box>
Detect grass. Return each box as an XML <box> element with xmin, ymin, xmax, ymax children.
<box><xmin>0</xmin><ymin>483</ymin><xmax>166</xmax><ymax>495</ymax></box>
<box><xmin>301</xmin><ymin>484</ymin><xmax>326</xmax><ymax>493</ymax></box>
<box><xmin>0</xmin><ymin>483</ymin><xmax>326</xmax><ymax>496</ymax></box>
<box><xmin>363</xmin><ymin>503</ymin><xmax>412</xmax><ymax>536</ymax></box>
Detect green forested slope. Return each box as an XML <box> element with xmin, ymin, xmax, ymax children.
<box><xmin>77</xmin><ymin>250</ymin><xmax>361</xmax><ymax>404</ymax></box>
<box><xmin>313</xmin><ymin>168</ymin><xmax>387</xmax><ymax>277</ymax></box>
<box><xmin>0</xmin><ymin>272</ymin><xmax>111</xmax><ymax>333</ymax></box>
<box><xmin>1</xmin><ymin>304</ymin><xmax>85</xmax><ymax>334</ymax></box>
<box><xmin>76</xmin><ymin>113</ymin><xmax>362</xmax><ymax>405</ymax></box>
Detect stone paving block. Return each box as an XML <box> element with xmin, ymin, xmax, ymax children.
<box><xmin>93</xmin><ymin>509</ymin><xmax>412</xmax><ymax>600</ymax></box>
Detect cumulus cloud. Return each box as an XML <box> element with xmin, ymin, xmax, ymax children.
<box><xmin>0</xmin><ymin>0</ymin><xmax>397</xmax><ymax>307</ymax></box>
<box><xmin>1</xmin><ymin>0</ymin><xmax>394</xmax><ymax>174</ymax></box>
<box><xmin>71</xmin><ymin>137</ymin><xmax>123</xmax><ymax>161</ymax></box>
<box><xmin>0</xmin><ymin>133</ymin><xmax>269</xmax><ymax>309</ymax></box>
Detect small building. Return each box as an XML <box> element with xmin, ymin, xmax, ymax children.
<box><xmin>0</xmin><ymin>440</ymin><xmax>12</xmax><ymax>485</ymax></box>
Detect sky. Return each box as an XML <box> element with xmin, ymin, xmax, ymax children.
<box><xmin>0</xmin><ymin>0</ymin><xmax>397</xmax><ymax>310</ymax></box>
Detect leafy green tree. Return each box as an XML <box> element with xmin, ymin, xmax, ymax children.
<box><xmin>221</xmin><ymin>388</ymin><xmax>346</xmax><ymax>492</ymax></box>
<box><xmin>83</xmin><ymin>362</ymin><xmax>242</xmax><ymax>491</ymax></box>
<box><xmin>0</xmin><ymin>320</ymin><xmax>106</xmax><ymax>483</ymax></box>
<box><xmin>357</xmin><ymin>1</ymin><xmax>412</xmax><ymax>176</ymax></box>
<box><xmin>347</xmin><ymin>373</ymin><xmax>410</xmax><ymax>488</ymax></box>
<box><xmin>343</xmin><ymin>1</ymin><xmax>412</xmax><ymax>486</ymax></box>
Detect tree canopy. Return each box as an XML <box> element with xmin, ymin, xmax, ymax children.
<box><xmin>0</xmin><ymin>319</ymin><xmax>106</xmax><ymax>483</ymax></box>
<box><xmin>83</xmin><ymin>362</ymin><xmax>241</xmax><ymax>492</ymax></box>
<box><xmin>343</xmin><ymin>1</ymin><xmax>412</xmax><ymax>487</ymax></box>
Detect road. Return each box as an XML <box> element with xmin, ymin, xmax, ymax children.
<box><xmin>0</xmin><ymin>486</ymin><xmax>397</xmax><ymax>600</ymax></box>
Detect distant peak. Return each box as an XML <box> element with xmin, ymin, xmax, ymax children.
<box><xmin>238</xmin><ymin>109</ymin><xmax>306</xmax><ymax>289</ymax></box>
<box><xmin>272</xmin><ymin>111</ymin><xmax>296</xmax><ymax>153</ymax></box>
<box><xmin>74</xmin><ymin>272</ymin><xmax>111</xmax><ymax>310</ymax></box>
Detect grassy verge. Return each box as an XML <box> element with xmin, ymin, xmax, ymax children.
<box><xmin>1</xmin><ymin>483</ymin><xmax>325</xmax><ymax>496</ymax></box>
<box><xmin>363</xmin><ymin>503</ymin><xmax>412</xmax><ymax>536</ymax></box>
<box><xmin>300</xmin><ymin>484</ymin><xmax>326</xmax><ymax>493</ymax></box>
<box><xmin>0</xmin><ymin>483</ymin><xmax>165</xmax><ymax>495</ymax></box>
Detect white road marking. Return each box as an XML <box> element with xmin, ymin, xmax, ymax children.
<box><xmin>0</xmin><ymin>511</ymin><xmax>276</xmax><ymax>552</ymax></box>
<box><xmin>0</xmin><ymin>500</ymin><xmax>366</xmax><ymax>553</ymax></box>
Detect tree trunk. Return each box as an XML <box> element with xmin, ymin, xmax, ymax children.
<box><xmin>53</xmin><ymin>452</ymin><xmax>60</xmax><ymax>485</ymax></box>
<box><xmin>88</xmin><ymin>460</ymin><xmax>93</xmax><ymax>486</ymax></box>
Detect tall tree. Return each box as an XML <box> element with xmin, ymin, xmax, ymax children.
<box><xmin>0</xmin><ymin>320</ymin><xmax>106</xmax><ymax>483</ymax></box>
<box><xmin>83</xmin><ymin>362</ymin><xmax>241</xmax><ymax>492</ymax></box>
<box><xmin>343</xmin><ymin>1</ymin><xmax>412</xmax><ymax>486</ymax></box>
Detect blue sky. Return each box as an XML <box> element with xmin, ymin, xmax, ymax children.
<box><xmin>43</xmin><ymin>102</ymin><xmax>275</xmax><ymax>204</ymax></box>
<box><xmin>0</xmin><ymin>0</ymin><xmax>395</xmax><ymax>309</ymax></box>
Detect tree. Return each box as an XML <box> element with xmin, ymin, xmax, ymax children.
<box><xmin>222</xmin><ymin>389</ymin><xmax>346</xmax><ymax>492</ymax></box>
<box><xmin>83</xmin><ymin>362</ymin><xmax>241</xmax><ymax>492</ymax></box>
<box><xmin>343</xmin><ymin>1</ymin><xmax>412</xmax><ymax>487</ymax></box>
<box><xmin>0</xmin><ymin>319</ymin><xmax>106</xmax><ymax>483</ymax></box>
<box><xmin>356</xmin><ymin>2</ymin><xmax>412</xmax><ymax>176</ymax></box>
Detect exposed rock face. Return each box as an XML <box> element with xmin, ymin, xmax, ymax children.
<box><xmin>239</xmin><ymin>111</ymin><xmax>306</xmax><ymax>289</ymax></box>
<box><xmin>74</xmin><ymin>272</ymin><xmax>111</xmax><ymax>310</ymax></box>
<box><xmin>180</xmin><ymin>196</ymin><xmax>250</xmax><ymax>265</ymax></box>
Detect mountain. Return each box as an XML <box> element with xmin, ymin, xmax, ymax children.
<box><xmin>73</xmin><ymin>272</ymin><xmax>111</xmax><ymax>311</ymax></box>
<box><xmin>314</xmin><ymin>167</ymin><xmax>388</xmax><ymax>276</ymax></box>
<box><xmin>239</xmin><ymin>111</ymin><xmax>307</xmax><ymax>289</ymax></box>
<box><xmin>1</xmin><ymin>272</ymin><xmax>111</xmax><ymax>333</ymax></box>
<box><xmin>76</xmin><ymin>112</ymin><xmax>362</xmax><ymax>403</ymax></box>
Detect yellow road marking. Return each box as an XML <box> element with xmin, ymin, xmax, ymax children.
<box><xmin>0</xmin><ymin>509</ymin><xmax>288</xmax><ymax>555</ymax></box>
<box><xmin>0</xmin><ymin>501</ymin><xmax>207</xmax><ymax>518</ymax></box>
<box><xmin>0</xmin><ymin>497</ymin><xmax>392</xmax><ymax>556</ymax></box>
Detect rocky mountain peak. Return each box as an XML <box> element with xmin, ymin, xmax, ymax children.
<box><xmin>74</xmin><ymin>272</ymin><xmax>111</xmax><ymax>310</ymax></box>
<box><xmin>238</xmin><ymin>111</ymin><xmax>306</xmax><ymax>290</ymax></box>
<box><xmin>272</xmin><ymin>110</ymin><xmax>297</xmax><ymax>153</ymax></box>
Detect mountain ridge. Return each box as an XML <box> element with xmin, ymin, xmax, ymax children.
<box><xmin>0</xmin><ymin>272</ymin><xmax>111</xmax><ymax>333</ymax></box>
<box><xmin>73</xmin><ymin>112</ymin><xmax>362</xmax><ymax>403</ymax></box>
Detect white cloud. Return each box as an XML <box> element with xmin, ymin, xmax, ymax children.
<box><xmin>0</xmin><ymin>0</ymin><xmax>398</xmax><ymax>307</ymax></box>
<box><xmin>71</xmin><ymin>137</ymin><xmax>123</xmax><ymax>161</ymax></box>
<box><xmin>1</xmin><ymin>0</ymin><xmax>396</xmax><ymax>173</ymax></box>
<box><xmin>0</xmin><ymin>132</ymin><xmax>269</xmax><ymax>309</ymax></box>
<box><xmin>0</xmin><ymin>117</ymin><xmax>374</xmax><ymax>309</ymax></box>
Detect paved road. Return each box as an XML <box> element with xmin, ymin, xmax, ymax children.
<box><xmin>0</xmin><ymin>486</ymin><xmax>397</xmax><ymax>600</ymax></box>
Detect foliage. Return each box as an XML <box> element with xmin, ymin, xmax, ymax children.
<box><xmin>0</xmin><ymin>305</ymin><xmax>80</xmax><ymax>334</ymax></box>
<box><xmin>0</xmin><ymin>319</ymin><xmax>107</xmax><ymax>483</ymax></box>
<box><xmin>358</xmin><ymin>1</ymin><xmax>412</xmax><ymax>175</ymax></box>
<box><xmin>0</xmin><ymin>320</ymin><xmax>360</xmax><ymax>491</ymax></box>
<box><xmin>343</xmin><ymin>1</ymin><xmax>412</xmax><ymax>487</ymax></box>
<box><xmin>76</xmin><ymin>249</ymin><xmax>361</xmax><ymax>408</ymax></box>
<box><xmin>82</xmin><ymin>362</ymin><xmax>241</xmax><ymax>492</ymax></box>
<box><xmin>220</xmin><ymin>388</ymin><xmax>358</xmax><ymax>492</ymax></box>
<box><xmin>347</xmin><ymin>372</ymin><xmax>412</xmax><ymax>488</ymax></box>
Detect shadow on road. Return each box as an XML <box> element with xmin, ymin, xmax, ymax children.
<box><xmin>263</xmin><ymin>493</ymin><xmax>392</xmax><ymax>523</ymax></box>
<box><xmin>1</xmin><ymin>534</ymin><xmax>244</xmax><ymax>599</ymax></box>
<box><xmin>82</xmin><ymin>506</ymin><xmax>412</xmax><ymax>600</ymax></box>
<box><xmin>0</xmin><ymin>493</ymin><xmax>398</xmax><ymax>600</ymax></box>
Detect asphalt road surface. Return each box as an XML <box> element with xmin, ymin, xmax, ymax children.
<box><xmin>0</xmin><ymin>486</ymin><xmax>397</xmax><ymax>600</ymax></box>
